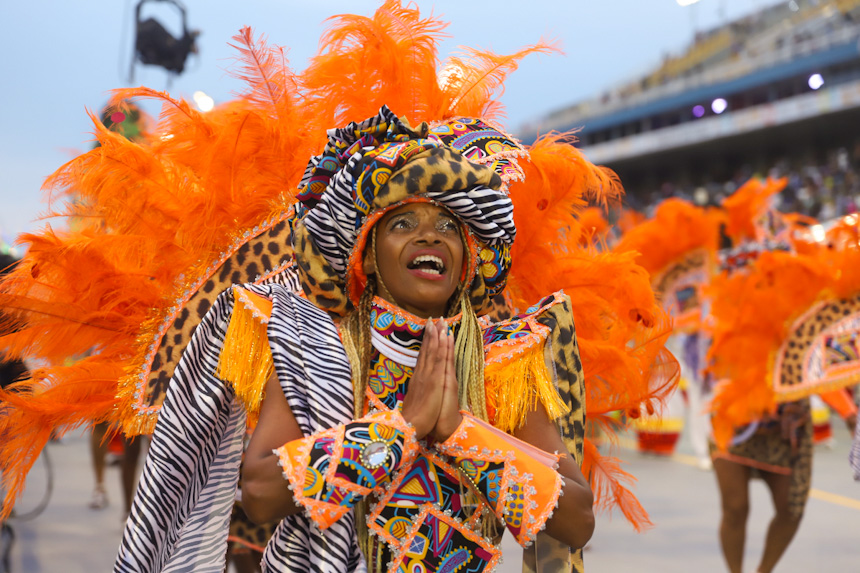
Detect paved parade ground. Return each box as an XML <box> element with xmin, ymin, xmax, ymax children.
<box><xmin>3</xmin><ymin>424</ymin><xmax>858</xmax><ymax>572</ymax></box>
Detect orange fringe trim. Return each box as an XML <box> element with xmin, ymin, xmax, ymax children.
<box><xmin>483</xmin><ymin>340</ymin><xmax>568</xmax><ymax>433</ymax></box>
<box><xmin>215</xmin><ymin>288</ymin><xmax>274</xmax><ymax>427</ymax></box>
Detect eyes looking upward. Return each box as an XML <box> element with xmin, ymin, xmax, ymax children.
<box><xmin>385</xmin><ymin>210</ymin><xmax>460</xmax><ymax>236</ymax></box>
<box><xmin>366</xmin><ymin>202</ymin><xmax>465</xmax><ymax>319</ymax></box>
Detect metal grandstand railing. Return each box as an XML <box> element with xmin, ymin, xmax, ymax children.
<box><xmin>536</xmin><ymin>1</ymin><xmax>860</xmax><ymax>131</ymax></box>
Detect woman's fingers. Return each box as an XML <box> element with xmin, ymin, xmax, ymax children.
<box><xmin>414</xmin><ymin>318</ymin><xmax>432</xmax><ymax>371</ymax></box>
<box><xmin>401</xmin><ymin>318</ymin><xmax>447</xmax><ymax>439</ymax></box>
<box><xmin>430</xmin><ymin>324</ymin><xmax>462</xmax><ymax>442</ymax></box>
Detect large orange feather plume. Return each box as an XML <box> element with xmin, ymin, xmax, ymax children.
<box><xmin>0</xmin><ymin>2</ymin><xmax>675</xmax><ymax>530</ymax></box>
<box><xmin>614</xmin><ymin>198</ymin><xmax>721</xmax><ymax>278</ymax></box>
<box><xmin>504</xmin><ymin>132</ymin><xmax>678</xmax><ymax>529</ymax></box>
<box><xmin>722</xmin><ymin>177</ymin><xmax>786</xmax><ymax>242</ymax></box>
<box><xmin>706</xmin><ymin>251</ymin><xmax>832</xmax><ymax>448</ymax></box>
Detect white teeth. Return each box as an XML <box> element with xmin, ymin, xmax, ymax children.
<box><xmin>412</xmin><ymin>255</ymin><xmax>443</xmax><ymax>265</ymax></box>
<box><xmin>409</xmin><ymin>255</ymin><xmax>445</xmax><ymax>273</ymax></box>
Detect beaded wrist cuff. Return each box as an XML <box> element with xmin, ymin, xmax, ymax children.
<box><xmin>275</xmin><ymin>409</ymin><xmax>418</xmax><ymax>530</ymax></box>
<box><xmin>435</xmin><ymin>412</ymin><xmax>563</xmax><ymax>547</ymax></box>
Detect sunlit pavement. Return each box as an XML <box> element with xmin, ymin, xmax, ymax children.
<box><xmin>4</xmin><ymin>424</ymin><xmax>858</xmax><ymax>572</ymax></box>
<box><xmin>580</xmin><ymin>429</ymin><xmax>859</xmax><ymax>572</ymax></box>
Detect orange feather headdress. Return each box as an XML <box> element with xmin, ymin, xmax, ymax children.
<box><xmin>0</xmin><ymin>1</ymin><xmax>676</xmax><ymax>529</ymax></box>
<box><xmin>706</xmin><ymin>186</ymin><xmax>860</xmax><ymax>449</ymax></box>
<box><xmin>613</xmin><ymin>198</ymin><xmax>722</xmax><ymax>332</ymax></box>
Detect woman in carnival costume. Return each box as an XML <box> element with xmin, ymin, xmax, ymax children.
<box><xmin>706</xmin><ymin>179</ymin><xmax>859</xmax><ymax>573</ymax></box>
<box><xmin>0</xmin><ymin>3</ymin><xmax>678</xmax><ymax>571</ymax></box>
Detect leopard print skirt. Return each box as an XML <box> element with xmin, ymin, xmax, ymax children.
<box><xmin>228</xmin><ymin>503</ymin><xmax>277</xmax><ymax>554</ymax></box>
<box><xmin>713</xmin><ymin>406</ymin><xmax>813</xmax><ymax>519</ymax></box>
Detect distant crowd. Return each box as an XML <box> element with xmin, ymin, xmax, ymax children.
<box><xmin>630</xmin><ymin>145</ymin><xmax>860</xmax><ymax>223</ymax></box>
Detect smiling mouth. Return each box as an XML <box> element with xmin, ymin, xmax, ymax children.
<box><xmin>407</xmin><ymin>255</ymin><xmax>447</xmax><ymax>276</ymax></box>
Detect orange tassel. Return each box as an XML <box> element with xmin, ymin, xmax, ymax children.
<box><xmin>483</xmin><ymin>340</ymin><xmax>568</xmax><ymax>433</ymax></box>
<box><xmin>215</xmin><ymin>288</ymin><xmax>274</xmax><ymax>427</ymax></box>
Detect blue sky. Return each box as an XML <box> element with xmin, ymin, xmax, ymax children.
<box><xmin>0</xmin><ymin>0</ymin><xmax>776</xmax><ymax>249</ymax></box>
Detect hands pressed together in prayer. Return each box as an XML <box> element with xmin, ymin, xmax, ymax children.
<box><xmin>400</xmin><ymin>318</ymin><xmax>463</xmax><ymax>442</ymax></box>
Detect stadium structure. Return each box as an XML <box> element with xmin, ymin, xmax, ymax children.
<box><xmin>523</xmin><ymin>0</ymin><xmax>860</xmax><ymax>213</ymax></box>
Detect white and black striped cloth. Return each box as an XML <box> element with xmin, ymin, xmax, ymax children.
<box><xmin>114</xmin><ymin>281</ymin><xmax>366</xmax><ymax>572</ymax></box>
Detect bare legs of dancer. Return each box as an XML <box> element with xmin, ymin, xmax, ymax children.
<box><xmin>90</xmin><ymin>422</ymin><xmax>145</xmax><ymax>515</ymax></box>
<box><xmin>713</xmin><ymin>457</ymin><xmax>801</xmax><ymax>573</ymax></box>
<box><xmin>89</xmin><ymin>423</ymin><xmax>110</xmax><ymax>509</ymax></box>
<box><xmin>714</xmin><ymin>458</ymin><xmax>749</xmax><ymax>573</ymax></box>
<box><xmin>756</xmin><ymin>470</ymin><xmax>801</xmax><ymax>573</ymax></box>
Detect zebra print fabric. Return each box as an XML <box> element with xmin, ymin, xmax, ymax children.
<box><xmin>114</xmin><ymin>286</ymin><xmax>249</xmax><ymax>572</ymax></box>
<box><xmin>262</xmin><ymin>286</ymin><xmax>364</xmax><ymax>572</ymax></box>
<box><xmin>114</xmin><ymin>272</ymin><xmax>367</xmax><ymax>571</ymax></box>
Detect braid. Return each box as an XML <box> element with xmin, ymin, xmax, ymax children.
<box><xmin>341</xmin><ymin>280</ymin><xmax>376</xmax><ymax>419</ymax></box>
<box><xmin>340</xmin><ymin>274</ymin><xmax>377</xmax><ymax>567</ymax></box>
<box><xmin>455</xmin><ymin>290</ymin><xmax>488</xmax><ymax>422</ymax></box>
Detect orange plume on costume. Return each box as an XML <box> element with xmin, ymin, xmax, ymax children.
<box><xmin>705</xmin><ymin>181</ymin><xmax>860</xmax><ymax>449</ymax></box>
<box><xmin>300</xmin><ymin>0</ymin><xmax>556</xmax><ymax>128</ymax></box>
<box><xmin>582</xmin><ymin>440</ymin><xmax>652</xmax><ymax>532</ymax></box>
<box><xmin>614</xmin><ymin>198</ymin><xmax>721</xmax><ymax>277</ymax></box>
<box><xmin>705</xmin><ymin>251</ymin><xmax>832</xmax><ymax>449</ymax></box>
<box><xmin>825</xmin><ymin>214</ymin><xmax>860</xmax><ymax>253</ymax></box>
<box><xmin>503</xmin><ymin>134</ymin><xmax>678</xmax><ymax>530</ymax></box>
<box><xmin>820</xmin><ymin>216</ymin><xmax>860</xmax><ymax>300</ymax></box>
<box><xmin>721</xmin><ymin>177</ymin><xmax>786</xmax><ymax>242</ymax></box>
<box><xmin>577</xmin><ymin>207</ymin><xmax>610</xmax><ymax>245</ymax></box>
<box><xmin>0</xmin><ymin>29</ymin><xmax>310</xmax><ymax>512</ymax></box>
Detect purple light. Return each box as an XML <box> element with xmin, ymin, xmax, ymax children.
<box><xmin>692</xmin><ymin>105</ymin><xmax>705</xmax><ymax>118</ymax></box>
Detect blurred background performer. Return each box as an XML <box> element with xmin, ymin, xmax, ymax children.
<box><xmin>615</xmin><ymin>199</ymin><xmax>721</xmax><ymax>465</ymax></box>
<box><xmin>707</xmin><ymin>178</ymin><xmax>859</xmax><ymax>573</ymax></box>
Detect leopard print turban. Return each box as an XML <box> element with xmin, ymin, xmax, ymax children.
<box><xmin>293</xmin><ymin>105</ymin><xmax>527</xmax><ymax>316</ymax></box>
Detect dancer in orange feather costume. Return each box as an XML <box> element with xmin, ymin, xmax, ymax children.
<box><xmin>706</xmin><ymin>178</ymin><xmax>858</xmax><ymax>573</ymax></box>
<box><xmin>0</xmin><ymin>3</ymin><xmax>678</xmax><ymax>571</ymax></box>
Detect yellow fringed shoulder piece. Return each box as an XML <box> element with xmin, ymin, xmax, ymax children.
<box><xmin>215</xmin><ymin>287</ymin><xmax>274</xmax><ymax>426</ymax></box>
<box><xmin>483</xmin><ymin>336</ymin><xmax>569</xmax><ymax>434</ymax></box>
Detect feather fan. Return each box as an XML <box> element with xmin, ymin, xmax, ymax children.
<box><xmin>0</xmin><ymin>1</ymin><xmax>676</xmax><ymax>531</ymax></box>
<box><xmin>706</xmin><ymin>251</ymin><xmax>833</xmax><ymax>448</ymax></box>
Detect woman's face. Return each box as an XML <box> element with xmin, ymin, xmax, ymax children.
<box><xmin>365</xmin><ymin>202</ymin><xmax>465</xmax><ymax>318</ymax></box>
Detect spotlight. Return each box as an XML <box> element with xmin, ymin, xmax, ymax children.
<box><xmin>131</xmin><ymin>0</ymin><xmax>200</xmax><ymax>80</ymax></box>
<box><xmin>808</xmin><ymin>73</ymin><xmax>824</xmax><ymax>90</ymax></box>
<box><xmin>711</xmin><ymin>98</ymin><xmax>728</xmax><ymax>114</ymax></box>
<box><xmin>193</xmin><ymin>91</ymin><xmax>215</xmax><ymax>112</ymax></box>
<box><xmin>692</xmin><ymin>105</ymin><xmax>705</xmax><ymax>118</ymax></box>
